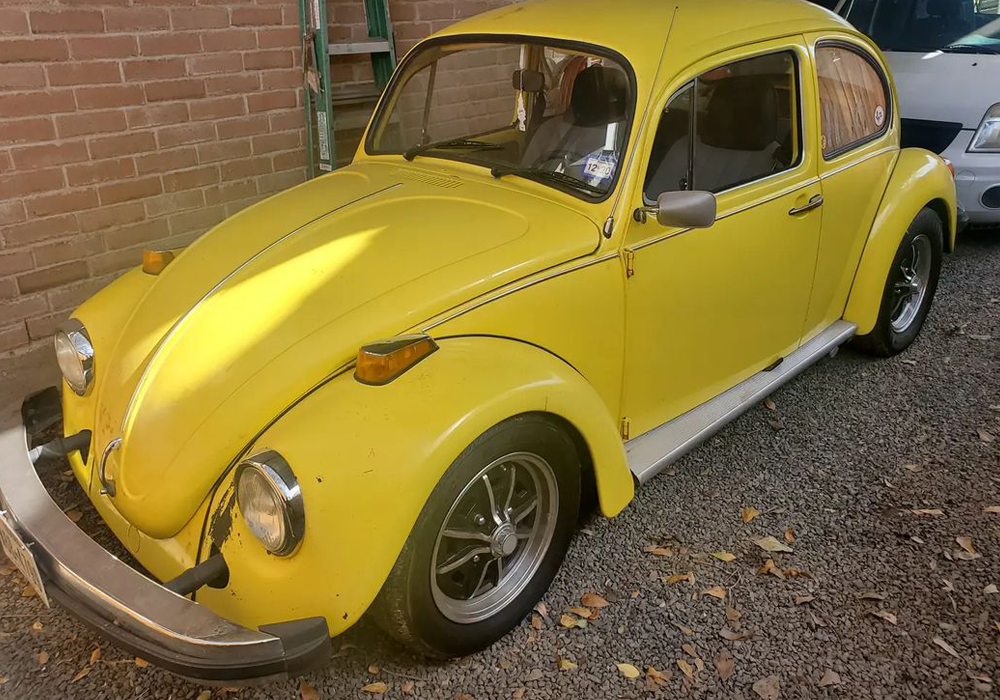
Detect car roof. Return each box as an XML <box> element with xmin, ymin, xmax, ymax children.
<box><xmin>434</xmin><ymin>0</ymin><xmax>854</xmax><ymax>75</ymax></box>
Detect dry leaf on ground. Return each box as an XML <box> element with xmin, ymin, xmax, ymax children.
<box><xmin>932</xmin><ymin>636</ymin><xmax>961</xmax><ymax>659</ymax></box>
<box><xmin>646</xmin><ymin>667</ymin><xmax>671</xmax><ymax>687</ymax></box>
<box><xmin>300</xmin><ymin>681</ymin><xmax>320</xmax><ymax>700</ymax></box>
<box><xmin>361</xmin><ymin>682</ymin><xmax>388</xmax><ymax>694</ymax></box>
<box><xmin>368</xmin><ymin>663</ymin><xmax>379</xmax><ymax>674</ymax></box>
<box><xmin>559</xmin><ymin>614</ymin><xmax>587</xmax><ymax>629</ymax></box>
<box><xmin>65</xmin><ymin>509</ymin><xmax>83</xmax><ymax>523</ymax></box>
<box><xmin>859</xmin><ymin>591</ymin><xmax>887</xmax><ymax>600</ymax></box>
<box><xmin>753</xmin><ymin>675</ymin><xmax>780</xmax><ymax>699</ymax></box>
<box><xmin>872</xmin><ymin>610</ymin><xmax>898</xmax><ymax>625</ymax></box>
<box><xmin>702</xmin><ymin>586</ymin><xmax>726</xmax><ymax>600</ymax></box>
<box><xmin>740</xmin><ymin>507</ymin><xmax>760</xmax><ymax>523</ymax></box>
<box><xmin>754</xmin><ymin>536</ymin><xmax>792</xmax><ymax>553</ymax></box>
<box><xmin>978</xmin><ymin>429</ymin><xmax>995</xmax><ymax>443</ymax></box>
<box><xmin>712</xmin><ymin>551</ymin><xmax>737</xmax><ymax>562</ymax></box>
<box><xmin>38</xmin><ymin>651</ymin><xmax>49</xmax><ymax>665</ymax></box>
<box><xmin>714</xmin><ymin>649</ymin><xmax>734</xmax><ymax>680</ymax></box>
<box><xmin>682</xmin><ymin>643</ymin><xmax>697</xmax><ymax>657</ymax></box>
<box><xmin>984</xmin><ymin>506</ymin><xmax>1000</xmax><ymax>515</ymax></box>
<box><xmin>534</xmin><ymin>602</ymin><xmax>548</xmax><ymax>617</ymax></box>
<box><xmin>795</xmin><ymin>595</ymin><xmax>815</xmax><ymax>605</ymax></box>
<box><xmin>566</xmin><ymin>607</ymin><xmax>592</xmax><ymax>618</ymax></box>
<box><xmin>194</xmin><ymin>691</ymin><xmax>210</xmax><ymax>700</ymax></box>
<box><xmin>581</xmin><ymin>592</ymin><xmax>609</xmax><ymax>608</ymax></box>
<box><xmin>902</xmin><ymin>463</ymin><xmax>921</xmax><ymax>471</ymax></box>
<box><xmin>524</xmin><ymin>669</ymin><xmax>543</xmax><ymax>682</ymax></box>
<box><xmin>31</xmin><ymin>621</ymin><xmax>42</xmax><ymax>632</ymax></box>
<box><xmin>677</xmin><ymin>659</ymin><xmax>695</xmax><ymax>682</ymax></box>
<box><xmin>644</xmin><ymin>545</ymin><xmax>673</xmax><ymax>557</ymax></box>
<box><xmin>957</xmin><ymin>536</ymin><xmax>976</xmax><ymax>555</ymax></box>
<box><xmin>401</xmin><ymin>680</ymin><xmax>414</xmax><ymax>694</ymax></box>
<box><xmin>764</xmin><ymin>397</ymin><xmax>777</xmax><ymax>410</ymax></box>
<box><xmin>530</xmin><ymin>614</ymin><xmax>543</xmax><ymax>630</ymax></box>
<box><xmin>726</xmin><ymin>606</ymin><xmax>741</xmax><ymax>621</ymax></box>
<box><xmin>674</xmin><ymin>622</ymin><xmax>694</xmax><ymax>634</ymax></box>
<box><xmin>89</xmin><ymin>648</ymin><xmax>101</xmax><ymax>666</ymax></box>
<box><xmin>71</xmin><ymin>668</ymin><xmax>90</xmax><ymax>683</ymax></box>
<box><xmin>513</xmin><ymin>690</ymin><xmax>526</xmax><ymax>700</ymax></box>
<box><xmin>135</xmin><ymin>658</ymin><xmax>148</xmax><ymax>668</ymax></box>
<box><xmin>617</xmin><ymin>663</ymin><xmax>640</xmax><ymax>679</ymax></box>
<box><xmin>819</xmin><ymin>669</ymin><xmax>842</xmax><ymax>687</ymax></box>
<box><xmin>758</xmin><ymin>559</ymin><xmax>785</xmax><ymax>579</ymax></box>
<box><xmin>664</xmin><ymin>572</ymin><xmax>695</xmax><ymax>586</ymax></box>
<box><xmin>985</xmin><ymin>584</ymin><xmax>998</xmax><ymax>595</ymax></box>
<box><xmin>720</xmin><ymin>626</ymin><xmax>752</xmax><ymax>641</ymax></box>
<box><xmin>558</xmin><ymin>658</ymin><xmax>577</xmax><ymax>671</ymax></box>
<box><xmin>910</xmin><ymin>509</ymin><xmax>945</xmax><ymax>516</ymax></box>
<box><xmin>784</xmin><ymin>528</ymin><xmax>795</xmax><ymax>544</ymax></box>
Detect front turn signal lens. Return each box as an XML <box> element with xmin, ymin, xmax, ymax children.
<box><xmin>142</xmin><ymin>249</ymin><xmax>175</xmax><ymax>275</ymax></box>
<box><xmin>355</xmin><ymin>334</ymin><xmax>438</xmax><ymax>385</ymax></box>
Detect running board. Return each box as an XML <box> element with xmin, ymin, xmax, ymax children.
<box><xmin>627</xmin><ymin>321</ymin><xmax>857</xmax><ymax>484</ymax></box>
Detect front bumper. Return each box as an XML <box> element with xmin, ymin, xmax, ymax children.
<box><xmin>942</xmin><ymin>131</ymin><xmax>1000</xmax><ymax>225</ymax></box>
<box><xmin>0</xmin><ymin>389</ymin><xmax>331</xmax><ymax>683</ymax></box>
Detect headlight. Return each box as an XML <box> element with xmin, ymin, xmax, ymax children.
<box><xmin>235</xmin><ymin>451</ymin><xmax>304</xmax><ymax>556</ymax></box>
<box><xmin>969</xmin><ymin>103</ymin><xmax>1000</xmax><ymax>153</ymax></box>
<box><xmin>54</xmin><ymin>319</ymin><xmax>94</xmax><ymax>396</ymax></box>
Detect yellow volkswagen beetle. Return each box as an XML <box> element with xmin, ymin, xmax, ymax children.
<box><xmin>0</xmin><ymin>0</ymin><xmax>955</xmax><ymax>682</ymax></box>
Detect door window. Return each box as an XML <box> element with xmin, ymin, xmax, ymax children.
<box><xmin>816</xmin><ymin>44</ymin><xmax>890</xmax><ymax>158</ymax></box>
<box><xmin>644</xmin><ymin>51</ymin><xmax>801</xmax><ymax>201</ymax></box>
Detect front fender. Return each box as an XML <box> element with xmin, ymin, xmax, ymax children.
<box><xmin>195</xmin><ymin>336</ymin><xmax>633</xmax><ymax>635</ymax></box>
<box><xmin>843</xmin><ymin>148</ymin><xmax>956</xmax><ymax>335</ymax></box>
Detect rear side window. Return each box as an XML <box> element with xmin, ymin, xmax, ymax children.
<box><xmin>644</xmin><ymin>51</ymin><xmax>801</xmax><ymax>200</ymax></box>
<box><xmin>816</xmin><ymin>44</ymin><xmax>890</xmax><ymax>158</ymax></box>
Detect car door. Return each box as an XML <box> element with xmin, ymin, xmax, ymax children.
<box><xmin>620</xmin><ymin>39</ymin><xmax>822</xmax><ymax>440</ymax></box>
<box><xmin>801</xmin><ymin>35</ymin><xmax>897</xmax><ymax>340</ymax></box>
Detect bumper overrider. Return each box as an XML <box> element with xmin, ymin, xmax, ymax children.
<box><xmin>0</xmin><ymin>389</ymin><xmax>331</xmax><ymax>683</ymax></box>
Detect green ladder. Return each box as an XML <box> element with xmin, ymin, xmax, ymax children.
<box><xmin>299</xmin><ymin>0</ymin><xmax>397</xmax><ymax>176</ymax></box>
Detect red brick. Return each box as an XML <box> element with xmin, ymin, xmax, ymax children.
<box><xmin>225</xmin><ymin>194</ymin><xmax>266</xmax><ymax>217</ymax></box>
<box><xmin>69</xmin><ymin>35</ymin><xmax>138</xmax><ymax>60</ymax></box>
<box><xmin>189</xmin><ymin>95</ymin><xmax>245</xmax><ymax>121</ymax></box>
<box><xmin>0</xmin><ymin>65</ymin><xmax>46</xmax><ymax>89</ymax></box>
<box><xmin>123</xmin><ymin>57</ymin><xmax>187</xmax><ymax>81</ymax></box>
<box><xmin>27</xmin><ymin>311</ymin><xmax>71</xmax><ymax>342</ymax></box>
<box><xmin>125</xmin><ymin>102</ymin><xmax>188</xmax><ymax>129</ymax></box>
<box><xmin>269</xmin><ymin>109</ymin><xmax>303</xmax><ymax>132</ymax></box>
<box><xmin>55</xmin><ymin>110</ymin><xmax>127</xmax><ymax>138</ymax></box>
<box><xmin>244</xmin><ymin>49</ymin><xmax>293</xmax><ymax>70</ymax></box>
<box><xmin>0</xmin><ymin>151</ymin><xmax>9</xmax><ymax>174</ymax></box>
<box><xmin>105</xmin><ymin>8</ymin><xmax>169</xmax><ymax>32</ymax></box>
<box><xmin>204</xmin><ymin>180</ymin><xmax>256</xmax><ymax>205</ymax></box>
<box><xmin>0</xmin><ymin>90</ymin><xmax>75</xmax><ymax>118</ymax></box>
<box><xmin>231</xmin><ymin>7</ymin><xmax>282</xmax><ymax>26</ymax></box>
<box><xmin>0</xmin><ymin>38</ymin><xmax>69</xmax><ymax>64</ymax></box>
<box><xmin>0</xmin><ymin>324</ymin><xmax>29</xmax><ymax>353</ymax></box>
<box><xmin>0</xmin><ymin>10</ymin><xmax>29</xmax><ymax>36</ymax></box>
<box><xmin>216</xmin><ymin>113</ymin><xmax>267</xmax><ymax>140</ymax></box>
<box><xmin>201</xmin><ymin>29</ymin><xmax>256</xmax><ymax>52</ymax></box>
<box><xmin>0</xmin><ymin>117</ymin><xmax>54</xmax><ymax>145</ymax></box>
<box><xmin>162</xmin><ymin>165</ymin><xmax>219</xmax><ymax>192</ymax></box>
<box><xmin>139</xmin><ymin>33</ymin><xmax>201</xmax><ymax>57</ymax></box>
<box><xmin>26</xmin><ymin>188</ymin><xmax>98</xmax><ymax>218</ymax></box>
<box><xmin>75</xmin><ymin>84</ymin><xmax>145</xmax><ymax>110</ymax></box>
<box><xmin>98</xmin><ymin>176</ymin><xmax>162</xmax><ymax>205</ymax></box>
<box><xmin>0</xmin><ymin>200</ymin><xmax>26</xmax><ymax>226</ymax></box>
<box><xmin>0</xmin><ymin>167</ymin><xmax>63</xmax><ymax>198</ymax></box>
<box><xmin>205</xmin><ymin>73</ymin><xmax>259</xmax><ymax>95</ymax></box>
<box><xmin>144</xmin><ymin>189</ymin><xmax>203</xmax><ymax>217</ymax></box>
<box><xmin>168</xmin><ymin>204</ymin><xmax>226</xmax><ymax>235</ymax></box>
<box><xmin>48</xmin><ymin>276</ymin><xmax>118</xmax><ymax>312</ymax></box>
<box><xmin>18</xmin><ymin>261</ymin><xmax>88</xmax><ymax>294</ymax></box>
<box><xmin>134</xmin><ymin>147</ymin><xmax>197</xmax><ymax>175</ymax></box>
<box><xmin>220</xmin><ymin>156</ymin><xmax>270</xmax><ymax>181</ymax></box>
<box><xmin>48</xmin><ymin>61</ymin><xmax>121</xmax><ymax>87</ymax></box>
<box><xmin>0</xmin><ymin>279</ymin><xmax>18</xmax><ymax>302</ymax></box>
<box><xmin>11</xmin><ymin>141</ymin><xmax>89</xmax><ymax>170</ymax></box>
<box><xmin>0</xmin><ymin>294</ymin><xmax>48</xmax><ymax>327</ymax></box>
<box><xmin>102</xmin><ymin>218</ymin><xmax>169</xmax><ymax>251</ymax></box>
<box><xmin>257</xmin><ymin>26</ymin><xmax>299</xmax><ymax>49</ymax></box>
<box><xmin>273</xmin><ymin>148</ymin><xmax>306</xmax><ymax>172</ymax></box>
<box><xmin>170</xmin><ymin>7</ymin><xmax>229</xmax><ymax>29</ymax></box>
<box><xmin>29</xmin><ymin>10</ymin><xmax>104</xmax><ymax>34</ymax></box>
<box><xmin>0</xmin><ymin>250</ymin><xmax>33</xmax><ymax>277</ymax></box>
<box><xmin>76</xmin><ymin>200</ymin><xmax>144</xmax><ymax>232</ymax></box>
<box><xmin>156</xmin><ymin>121</ymin><xmax>214</xmax><ymax>148</ymax></box>
<box><xmin>89</xmin><ymin>248</ymin><xmax>143</xmax><ymax>277</ymax></box>
<box><xmin>257</xmin><ymin>169</ymin><xmax>304</xmax><ymax>195</ymax></box>
<box><xmin>144</xmin><ymin>77</ymin><xmax>205</xmax><ymax>102</ymax></box>
<box><xmin>33</xmin><ymin>233</ymin><xmax>105</xmax><ymax>268</ymax></box>
<box><xmin>89</xmin><ymin>131</ymin><xmax>157</xmax><ymax>159</ymax></box>
<box><xmin>187</xmin><ymin>53</ymin><xmax>242</xmax><ymax>76</ymax></box>
<box><xmin>260</xmin><ymin>69</ymin><xmax>300</xmax><ymax>90</ymax></box>
<box><xmin>66</xmin><ymin>157</ymin><xmax>135</xmax><ymax>187</ymax></box>
<box><xmin>196</xmin><ymin>138</ymin><xmax>250</xmax><ymax>163</ymax></box>
<box><xmin>3</xmin><ymin>214</ymin><xmax>78</xmax><ymax>247</ymax></box>
<box><xmin>252</xmin><ymin>130</ymin><xmax>299</xmax><ymax>154</ymax></box>
<box><xmin>247</xmin><ymin>89</ymin><xmax>295</xmax><ymax>113</ymax></box>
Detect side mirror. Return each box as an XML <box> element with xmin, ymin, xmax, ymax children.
<box><xmin>655</xmin><ymin>190</ymin><xmax>717</xmax><ymax>228</ymax></box>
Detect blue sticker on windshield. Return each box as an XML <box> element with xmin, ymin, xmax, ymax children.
<box><xmin>584</xmin><ymin>153</ymin><xmax>615</xmax><ymax>186</ymax></box>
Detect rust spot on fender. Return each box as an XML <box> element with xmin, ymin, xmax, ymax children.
<box><xmin>209</xmin><ymin>482</ymin><xmax>237</xmax><ymax>547</ymax></box>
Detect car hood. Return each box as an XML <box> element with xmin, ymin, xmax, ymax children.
<box><xmin>93</xmin><ymin>160</ymin><xmax>600</xmax><ymax>538</ymax></box>
<box><xmin>885</xmin><ymin>51</ymin><xmax>1000</xmax><ymax>128</ymax></box>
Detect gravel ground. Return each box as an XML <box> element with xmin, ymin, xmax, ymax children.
<box><xmin>1</xmin><ymin>228</ymin><xmax>998</xmax><ymax>700</ymax></box>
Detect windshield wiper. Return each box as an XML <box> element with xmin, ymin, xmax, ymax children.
<box><xmin>489</xmin><ymin>165</ymin><xmax>606</xmax><ymax>196</ymax></box>
<box><xmin>403</xmin><ymin>138</ymin><xmax>503</xmax><ymax>161</ymax></box>
<box><xmin>940</xmin><ymin>43</ymin><xmax>1000</xmax><ymax>54</ymax></box>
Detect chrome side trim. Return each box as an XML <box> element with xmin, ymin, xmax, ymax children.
<box><xmin>120</xmin><ymin>184</ymin><xmax>402</xmax><ymax>432</ymax></box>
<box><xmin>98</xmin><ymin>436</ymin><xmax>121</xmax><ymax>497</ymax></box>
<box><xmin>627</xmin><ymin>320</ymin><xmax>857</xmax><ymax>484</ymax></box>
<box><xmin>820</xmin><ymin>145</ymin><xmax>896</xmax><ymax>179</ymax></box>
<box><xmin>422</xmin><ymin>252</ymin><xmax>620</xmax><ymax>332</ymax></box>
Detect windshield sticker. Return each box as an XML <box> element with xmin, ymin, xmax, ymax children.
<box><xmin>874</xmin><ymin>105</ymin><xmax>885</xmax><ymax>128</ymax></box>
<box><xmin>584</xmin><ymin>154</ymin><xmax>615</xmax><ymax>185</ymax></box>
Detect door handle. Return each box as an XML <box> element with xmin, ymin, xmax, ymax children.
<box><xmin>789</xmin><ymin>194</ymin><xmax>823</xmax><ymax>216</ymax></box>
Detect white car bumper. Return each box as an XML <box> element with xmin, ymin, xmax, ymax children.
<box><xmin>941</xmin><ymin>130</ymin><xmax>1000</xmax><ymax>225</ymax></box>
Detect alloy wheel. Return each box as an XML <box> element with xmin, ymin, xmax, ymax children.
<box><xmin>890</xmin><ymin>233</ymin><xmax>932</xmax><ymax>334</ymax></box>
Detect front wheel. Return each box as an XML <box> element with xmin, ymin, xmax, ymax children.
<box><xmin>854</xmin><ymin>207</ymin><xmax>943</xmax><ymax>357</ymax></box>
<box><xmin>370</xmin><ymin>414</ymin><xmax>580</xmax><ymax>658</ymax></box>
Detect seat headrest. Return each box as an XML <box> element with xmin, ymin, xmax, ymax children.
<box><xmin>571</xmin><ymin>65</ymin><xmax>628</xmax><ymax>128</ymax></box>
<box><xmin>700</xmin><ymin>76</ymin><xmax>778</xmax><ymax>151</ymax></box>
<box><xmin>926</xmin><ymin>0</ymin><xmax>952</xmax><ymax>17</ymax></box>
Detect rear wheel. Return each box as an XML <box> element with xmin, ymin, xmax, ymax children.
<box><xmin>854</xmin><ymin>207</ymin><xmax>943</xmax><ymax>357</ymax></box>
<box><xmin>371</xmin><ymin>414</ymin><xmax>580</xmax><ymax>658</ymax></box>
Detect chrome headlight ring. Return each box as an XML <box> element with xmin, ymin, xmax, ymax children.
<box><xmin>54</xmin><ymin>319</ymin><xmax>95</xmax><ymax>397</ymax></box>
<box><xmin>234</xmin><ymin>451</ymin><xmax>305</xmax><ymax>557</ymax></box>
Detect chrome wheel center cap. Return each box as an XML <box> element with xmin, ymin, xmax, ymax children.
<box><xmin>490</xmin><ymin>522</ymin><xmax>518</xmax><ymax>558</ymax></box>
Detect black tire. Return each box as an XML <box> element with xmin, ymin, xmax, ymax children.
<box><xmin>853</xmin><ymin>207</ymin><xmax>943</xmax><ymax>357</ymax></box>
<box><xmin>370</xmin><ymin>414</ymin><xmax>581</xmax><ymax>658</ymax></box>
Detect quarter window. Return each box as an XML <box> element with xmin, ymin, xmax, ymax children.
<box><xmin>644</xmin><ymin>51</ymin><xmax>801</xmax><ymax>200</ymax></box>
<box><xmin>816</xmin><ymin>45</ymin><xmax>889</xmax><ymax>158</ymax></box>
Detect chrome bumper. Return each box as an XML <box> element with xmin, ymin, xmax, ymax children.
<box><xmin>0</xmin><ymin>389</ymin><xmax>331</xmax><ymax>682</ymax></box>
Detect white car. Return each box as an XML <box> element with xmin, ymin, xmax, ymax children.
<box><xmin>834</xmin><ymin>0</ymin><xmax>1000</xmax><ymax>226</ymax></box>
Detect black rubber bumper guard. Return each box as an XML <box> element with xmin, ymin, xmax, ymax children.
<box><xmin>0</xmin><ymin>388</ymin><xmax>331</xmax><ymax>683</ymax></box>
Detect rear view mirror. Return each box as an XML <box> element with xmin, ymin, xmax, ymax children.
<box><xmin>655</xmin><ymin>190</ymin><xmax>717</xmax><ymax>228</ymax></box>
<box><xmin>512</xmin><ymin>69</ymin><xmax>544</xmax><ymax>93</ymax></box>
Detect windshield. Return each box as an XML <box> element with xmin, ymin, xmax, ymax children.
<box><xmin>367</xmin><ymin>38</ymin><xmax>634</xmax><ymax>199</ymax></box>
<box><xmin>845</xmin><ymin>0</ymin><xmax>1000</xmax><ymax>53</ymax></box>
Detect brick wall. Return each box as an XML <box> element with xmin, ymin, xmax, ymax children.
<box><xmin>0</xmin><ymin>0</ymin><xmax>513</xmax><ymax>355</ymax></box>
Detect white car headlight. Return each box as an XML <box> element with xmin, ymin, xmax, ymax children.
<box><xmin>969</xmin><ymin>103</ymin><xmax>1000</xmax><ymax>153</ymax></box>
<box><xmin>235</xmin><ymin>452</ymin><xmax>304</xmax><ymax>556</ymax></box>
<box><xmin>54</xmin><ymin>319</ymin><xmax>94</xmax><ymax>396</ymax></box>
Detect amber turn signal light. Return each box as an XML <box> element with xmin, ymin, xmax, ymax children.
<box><xmin>355</xmin><ymin>334</ymin><xmax>438</xmax><ymax>386</ymax></box>
<box><xmin>142</xmin><ymin>250</ymin><xmax>175</xmax><ymax>276</ymax></box>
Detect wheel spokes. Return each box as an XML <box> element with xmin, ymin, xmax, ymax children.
<box><xmin>436</xmin><ymin>545</ymin><xmax>490</xmax><ymax>575</ymax></box>
<box><xmin>442</xmin><ymin>528</ymin><xmax>491</xmax><ymax>542</ymax></box>
<box><xmin>512</xmin><ymin>497</ymin><xmax>537</xmax><ymax>523</ymax></box>
<box><xmin>481</xmin><ymin>473</ymin><xmax>502</xmax><ymax>525</ymax></box>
